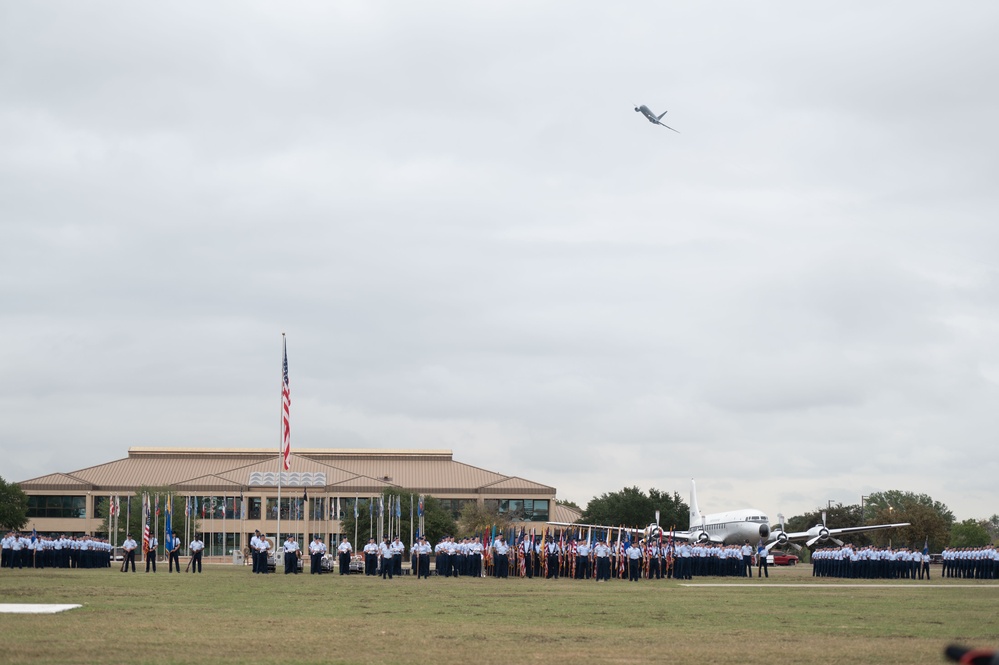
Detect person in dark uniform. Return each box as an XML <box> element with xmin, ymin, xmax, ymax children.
<box><xmin>391</xmin><ymin>536</ymin><xmax>405</xmax><ymax>576</ymax></box>
<box><xmin>545</xmin><ymin>537</ymin><xmax>561</xmax><ymax>579</ymax></box>
<box><xmin>493</xmin><ymin>535</ymin><xmax>510</xmax><ymax>578</ymax></box>
<box><xmin>145</xmin><ymin>535</ymin><xmax>158</xmax><ymax>573</ymax></box>
<box><xmin>258</xmin><ymin>535</ymin><xmax>271</xmax><ymax>574</ymax></box>
<box><xmin>121</xmin><ymin>534</ymin><xmax>137</xmax><ymax>572</ymax></box>
<box><xmin>626</xmin><ymin>541</ymin><xmax>643</xmax><ymax>581</ymax></box>
<box><xmin>249</xmin><ymin>530</ymin><xmax>262</xmax><ymax>574</ymax></box>
<box><xmin>283</xmin><ymin>535</ymin><xmax>300</xmax><ymax>574</ymax></box>
<box><xmin>756</xmin><ymin>542</ymin><xmax>769</xmax><ymax>578</ymax></box>
<box><xmin>167</xmin><ymin>532</ymin><xmax>181</xmax><ymax>573</ymax></box>
<box><xmin>189</xmin><ymin>535</ymin><xmax>204</xmax><ymax>573</ymax></box>
<box><xmin>363</xmin><ymin>538</ymin><xmax>378</xmax><ymax>575</ymax></box>
<box><xmin>415</xmin><ymin>536</ymin><xmax>431</xmax><ymax>579</ymax></box>
<box><xmin>309</xmin><ymin>536</ymin><xmax>326</xmax><ymax>575</ymax></box>
<box><xmin>379</xmin><ymin>537</ymin><xmax>394</xmax><ymax>579</ymax></box>
<box><xmin>337</xmin><ymin>537</ymin><xmax>352</xmax><ymax>575</ymax></box>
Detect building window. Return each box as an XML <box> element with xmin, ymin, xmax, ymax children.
<box><xmin>482</xmin><ymin>499</ymin><xmax>549</xmax><ymax>521</ymax></box>
<box><xmin>248</xmin><ymin>497</ymin><xmax>262</xmax><ymax>520</ymax></box>
<box><xmin>265</xmin><ymin>498</ymin><xmax>309</xmax><ymax>521</ymax></box>
<box><xmin>27</xmin><ymin>495</ymin><xmax>86</xmax><ymax>519</ymax></box>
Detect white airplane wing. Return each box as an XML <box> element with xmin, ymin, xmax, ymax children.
<box><xmin>783</xmin><ymin>522</ymin><xmax>911</xmax><ymax>547</ymax></box>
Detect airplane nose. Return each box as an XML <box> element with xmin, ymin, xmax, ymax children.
<box><xmin>759</xmin><ymin>524</ymin><xmax>770</xmax><ymax>538</ymax></box>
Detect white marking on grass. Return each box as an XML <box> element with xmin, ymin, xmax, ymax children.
<box><xmin>0</xmin><ymin>604</ymin><xmax>83</xmax><ymax>614</ymax></box>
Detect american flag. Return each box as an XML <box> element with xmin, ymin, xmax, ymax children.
<box><xmin>142</xmin><ymin>494</ymin><xmax>150</xmax><ymax>554</ymax></box>
<box><xmin>281</xmin><ymin>336</ymin><xmax>291</xmax><ymax>471</ymax></box>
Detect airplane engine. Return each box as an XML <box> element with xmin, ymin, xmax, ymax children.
<box><xmin>693</xmin><ymin>530</ymin><xmax>710</xmax><ymax>544</ymax></box>
<box><xmin>644</xmin><ymin>524</ymin><xmax>663</xmax><ymax>541</ymax></box>
<box><xmin>759</xmin><ymin>523</ymin><xmax>770</xmax><ymax>539</ymax></box>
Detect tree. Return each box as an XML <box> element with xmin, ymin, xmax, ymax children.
<box><xmin>866</xmin><ymin>500</ymin><xmax>951</xmax><ymax>552</ymax></box>
<box><xmin>457</xmin><ymin>502</ymin><xmax>510</xmax><ymax>538</ymax></box>
<box><xmin>863</xmin><ymin>490</ymin><xmax>955</xmax><ymax>525</ymax></box>
<box><xmin>581</xmin><ymin>486</ymin><xmax>688</xmax><ymax>530</ymax></box>
<box><xmin>950</xmin><ymin>519</ymin><xmax>991</xmax><ymax>548</ymax></box>
<box><xmin>339</xmin><ymin>490</ymin><xmax>456</xmax><ymax>548</ymax></box>
<box><xmin>979</xmin><ymin>514</ymin><xmax>999</xmax><ymax>541</ymax></box>
<box><xmin>556</xmin><ymin>498</ymin><xmax>581</xmax><ymax>511</ymax></box>
<box><xmin>0</xmin><ymin>476</ymin><xmax>28</xmax><ymax>531</ymax></box>
<box><xmin>863</xmin><ymin>490</ymin><xmax>954</xmax><ymax>552</ymax></box>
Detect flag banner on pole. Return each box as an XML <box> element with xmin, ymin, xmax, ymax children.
<box><xmin>142</xmin><ymin>494</ymin><xmax>150</xmax><ymax>554</ymax></box>
<box><xmin>281</xmin><ymin>336</ymin><xmax>291</xmax><ymax>471</ymax></box>
<box><xmin>417</xmin><ymin>495</ymin><xmax>424</xmax><ymax>517</ymax></box>
<box><xmin>354</xmin><ymin>497</ymin><xmax>359</xmax><ymax>519</ymax></box>
<box><xmin>164</xmin><ymin>496</ymin><xmax>173</xmax><ymax>545</ymax></box>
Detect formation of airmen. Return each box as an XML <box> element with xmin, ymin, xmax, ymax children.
<box><xmin>812</xmin><ymin>544</ymin><xmax>999</xmax><ymax>580</ymax></box>
<box><xmin>941</xmin><ymin>547</ymin><xmax>999</xmax><ymax>579</ymax></box>
<box><xmin>812</xmin><ymin>545</ymin><xmax>933</xmax><ymax>579</ymax></box>
<box><xmin>1</xmin><ymin>532</ymin><xmax>113</xmax><ymax>569</ymax></box>
<box><xmin>8</xmin><ymin>528</ymin><xmax>997</xmax><ymax>582</ymax></box>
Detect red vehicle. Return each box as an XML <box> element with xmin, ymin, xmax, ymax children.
<box><xmin>768</xmin><ymin>552</ymin><xmax>799</xmax><ymax>566</ymax></box>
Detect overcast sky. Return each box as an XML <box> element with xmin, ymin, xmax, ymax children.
<box><xmin>3</xmin><ymin>2</ymin><xmax>998</xmax><ymax>522</ymax></box>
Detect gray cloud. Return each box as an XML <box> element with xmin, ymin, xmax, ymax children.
<box><xmin>3</xmin><ymin>1</ymin><xmax>998</xmax><ymax>521</ymax></box>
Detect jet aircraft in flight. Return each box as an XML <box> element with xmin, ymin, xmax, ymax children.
<box><xmin>634</xmin><ymin>104</ymin><xmax>679</xmax><ymax>133</ymax></box>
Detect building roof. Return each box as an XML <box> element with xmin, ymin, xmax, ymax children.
<box><xmin>551</xmin><ymin>502</ymin><xmax>583</xmax><ymax>524</ymax></box>
<box><xmin>18</xmin><ymin>447</ymin><xmax>557</xmax><ymax>497</ymax></box>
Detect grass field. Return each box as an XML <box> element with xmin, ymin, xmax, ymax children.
<box><xmin>1</xmin><ymin>564</ymin><xmax>997</xmax><ymax>664</ymax></box>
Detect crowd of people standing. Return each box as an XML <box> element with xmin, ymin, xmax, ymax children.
<box><xmin>1</xmin><ymin>531</ymin><xmax>113</xmax><ymax>569</ymax></box>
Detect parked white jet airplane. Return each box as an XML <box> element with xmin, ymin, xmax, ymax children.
<box><xmin>551</xmin><ymin>480</ymin><xmax>909</xmax><ymax>548</ymax></box>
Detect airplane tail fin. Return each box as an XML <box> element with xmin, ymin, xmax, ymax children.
<box><xmin>689</xmin><ymin>479</ymin><xmax>702</xmax><ymax>529</ymax></box>
<box><xmin>657</xmin><ymin>110</ymin><xmax>668</xmax><ymax>121</ymax></box>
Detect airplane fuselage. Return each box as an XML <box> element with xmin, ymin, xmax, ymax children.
<box><xmin>694</xmin><ymin>509</ymin><xmax>771</xmax><ymax>545</ymax></box>
<box><xmin>636</xmin><ymin>105</ymin><xmax>659</xmax><ymax>123</ymax></box>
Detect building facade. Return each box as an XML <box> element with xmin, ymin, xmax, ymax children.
<box><xmin>18</xmin><ymin>447</ymin><xmax>580</xmax><ymax>557</ymax></box>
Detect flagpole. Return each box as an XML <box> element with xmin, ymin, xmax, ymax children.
<box><xmin>277</xmin><ymin>333</ymin><xmax>290</xmax><ymax>565</ymax></box>
<box><xmin>155</xmin><ymin>494</ymin><xmax>160</xmax><ymax>562</ymax></box>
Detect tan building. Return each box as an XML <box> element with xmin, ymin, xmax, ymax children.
<box><xmin>18</xmin><ymin>447</ymin><xmax>581</xmax><ymax>556</ymax></box>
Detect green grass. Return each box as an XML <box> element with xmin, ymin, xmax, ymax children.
<box><xmin>1</xmin><ymin>564</ymin><xmax>996</xmax><ymax>664</ymax></box>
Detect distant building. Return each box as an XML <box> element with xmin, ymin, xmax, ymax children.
<box><xmin>17</xmin><ymin>447</ymin><xmax>581</xmax><ymax>555</ymax></box>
